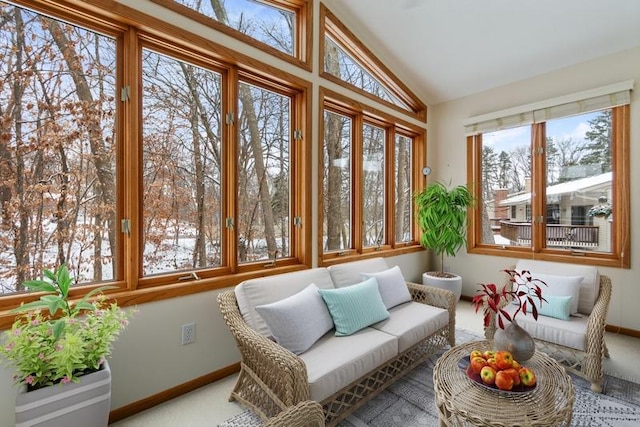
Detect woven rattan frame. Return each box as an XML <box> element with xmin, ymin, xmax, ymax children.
<box><xmin>433</xmin><ymin>340</ymin><xmax>575</xmax><ymax>426</ymax></box>
<box><xmin>484</xmin><ymin>273</ymin><xmax>612</xmax><ymax>393</ymax></box>
<box><xmin>264</xmin><ymin>400</ymin><xmax>325</xmax><ymax>427</ymax></box>
<box><xmin>217</xmin><ymin>281</ymin><xmax>456</xmax><ymax>426</ymax></box>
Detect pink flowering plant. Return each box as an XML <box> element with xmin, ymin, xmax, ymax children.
<box><xmin>0</xmin><ymin>265</ymin><xmax>131</xmax><ymax>391</ymax></box>
<box><xmin>472</xmin><ymin>269</ymin><xmax>547</xmax><ymax>330</ymax></box>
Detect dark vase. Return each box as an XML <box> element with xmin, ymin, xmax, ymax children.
<box><xmin>493</xmin><ymin>319</ymin><xmax>535</xmax><ymax>362</ymax></box>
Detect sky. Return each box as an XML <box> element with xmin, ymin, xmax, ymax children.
<box><xmin>484</xmin><ymin>111</ymin><xmax>599</xmax><ymax>153</ymax></box>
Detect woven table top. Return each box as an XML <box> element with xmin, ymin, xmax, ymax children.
<box><xmin>433</xmin><ymin>340</ymin><xmax>575</xmax><ymax>427</ymax></box>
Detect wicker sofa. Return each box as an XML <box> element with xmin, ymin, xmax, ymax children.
<box><xmin>485</xmin><ymin>259</ymin><xmax>612</xmax><ymax>392</ymax></box>
<box><xmin>217</xmin><ymin>257</ymin><xmax>456</xmax><ymax>426</ymax></box>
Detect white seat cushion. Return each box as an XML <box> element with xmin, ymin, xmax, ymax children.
<box><xmin>300</xmin><ymin>327</ymin><xmax>397</xmax><ymax>402</ymax></box>
<box><xmin>327</xmin><ymin>257</ymin><xmax>390</xmax><ymax>288</ymax></box>
<box><xmin>515</xmin><ymin>260</ymin><xmax>599</xmax><ymax>314</ymax></box>
<box><xmin>371</xmin><ymin>302</ymin><xmax>449</xmax><ymax>353</ymax></box>
<box><xmin>501</xmin><ymin>304</ymin><xmax>588</xmax><ymax>351</ymax></box>
<box><xmin>235</xmin><ymin>268</ymin><xmax>335</xmax><ymax>336</ymax></box>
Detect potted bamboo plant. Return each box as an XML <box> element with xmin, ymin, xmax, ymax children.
<box><xmin>0</xmin><ymin>264</ymin><xmax>132</xmax><ymax>427</ymax></box>
<box><xmin>415</xmin><ymin>181</ymin><xmax>473</xmax><ymax>300</ymax></box>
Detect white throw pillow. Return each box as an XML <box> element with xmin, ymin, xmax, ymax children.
<box><xmin>513</xmin><ymin>272</ymin><xmax>583</xmax><ymax>315</ymax></box>
<box><xmin>362</xmin><ymin>265</ymin><xmax>412</xmax><ymax>309</ymax></box>
<box><xmin>255</xmin><ymin>283</ymin><xmax>334</xmax><ymax>354</ymax></box>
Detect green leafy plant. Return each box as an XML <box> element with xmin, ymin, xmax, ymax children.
<box><xmin>415</xmin><ymin>181</ymin><xmax>474</xmax><ymax>276</ymax></box>
<box><xmin>587</xmin><ymin>204</ymin><xmax>612</xmax><ymax>219</ymax></box>
<box><xmin>472</xmin><ymin>269</ymin><xmax>547</xmax><ymax>329</ymax></box>
<box><xmin>0</xmin><ymin>265</ymin><xmax>131</xmax><ymax>391</ymax></box>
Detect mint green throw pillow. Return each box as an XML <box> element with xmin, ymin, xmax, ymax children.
<box><xmin>318</xmin><ymin>277</ymin><xmax>389</xmax><ymax>336</ymax></box>
<box><xmin>534</xmin><ymin>295</ymin><xmax>572</xmax><ymax>321</ymax></box>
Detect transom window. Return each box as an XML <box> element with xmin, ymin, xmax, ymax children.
<box><xmin>151</xmin><ymin>0</ymin><xmax>311</xmax><ymax>70</ymax></box>
<box><xmin>320</xmin><ymin>4</ymin><xmax>426</xmax><ymax>121</ymax></box>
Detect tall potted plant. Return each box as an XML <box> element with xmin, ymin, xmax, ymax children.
<box><xmin>0</xmin><ymin>264</ymin><xmax>132</xmax><ymax>427</ymax></box>
<box><xmin>415</xmin><ymin>181</ymin><xmax>473</xmax><ymax>300</ymax></box>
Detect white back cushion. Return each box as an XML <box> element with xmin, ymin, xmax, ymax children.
<box><xmin>235</xmin><ymin>268</ymin><xmax>335</xmax><ymax>336</ymax></box>
<box><xmin>328</xmin><ymin>257</ymin><xmax>390</xmax><ymax>288</ymax></box>
<box><xmin>515</xmin><ymin>260</ymin><xmax>599</xmax><ymax>314</ymax></box>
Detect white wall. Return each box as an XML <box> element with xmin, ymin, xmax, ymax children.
<box><xmin>429</xmin><ymin>46</ymin><xmax>640</xmax><ymax>332</ymax></box>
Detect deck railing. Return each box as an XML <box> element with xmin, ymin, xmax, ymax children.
<box><xmin>499</xmin><ymin>221</ymin><xmax>599</xmax><ymax>247</ymax></box>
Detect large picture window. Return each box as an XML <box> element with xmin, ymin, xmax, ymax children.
<box><xmin>467</xmin><ymin>84</ymin><xmax>631</xmax><ymax>268</ymax></box>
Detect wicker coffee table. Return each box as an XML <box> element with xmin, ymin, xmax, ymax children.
<box><xmin>433</xmin><ymin>340</ymin><xmax>574</xmax><ymax>426</ymax></box>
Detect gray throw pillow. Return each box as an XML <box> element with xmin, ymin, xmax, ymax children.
<box><xmin>255</xmin><ymin>283</ymin><xmax>334</xmax><ymax>354</ymax></box>
<box><xmin>362</xmin><ymin>265</ymin><xmax>412</xmax><ymax>309</ymax></box>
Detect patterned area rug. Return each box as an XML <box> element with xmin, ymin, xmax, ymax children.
<box><xmin>219</xmin><ymin>329</ymin><xmax>640</xmax><ymax>426</ymax></box>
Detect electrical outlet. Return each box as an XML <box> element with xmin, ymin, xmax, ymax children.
<box><xmin>181</xmin><ymin>322</ymin><xmax>196</xmax><ymax>345</ymax></box>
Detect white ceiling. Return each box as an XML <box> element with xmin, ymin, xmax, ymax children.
<box><xmin>322</xmin><ymin>0</ymin><xmax>640</xmax><ymax>105</ymax></box>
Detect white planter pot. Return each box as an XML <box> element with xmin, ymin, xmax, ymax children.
<box><xmin>422</xmin><ymin>272</ymin><xmax>462</xmax><ymax>301</ymax></box>
<box><xmin>15</xmin><ymin>361</ymin><xmax>111</xmax><ymax>427</ymax></box>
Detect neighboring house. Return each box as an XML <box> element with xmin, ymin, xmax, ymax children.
<box><xmin>488</xmin><ymin>172</ymin><xmax>612</xmax><ymax>252</ymax></box>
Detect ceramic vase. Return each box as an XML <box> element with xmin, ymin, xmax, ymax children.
<box><xmin>14</xmin><ymin>361</ymin><xmax>111</xmax><ymax>427</ymax></box>
<box><xmin>493</xmin><ymin>319</ymin><xmax>535</xmax><ymax>362</ymax></box>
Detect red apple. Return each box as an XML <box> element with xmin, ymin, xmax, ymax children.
<box><xmin>470</xmin><ymin>349</ymin><xmax>483</xmax><ymax>360</ymax></box>
<box><xmin>470</xmin><ymin>356</ymin><xmax>488</xmax><ymax>374</ymax></box>
<box><xmin>495</xmin><ymin>370</ymin><xmax>515</xmax><ymax>391</ymax></box>
<box><xmin>495</xmin><ymin>350</ymin><xmax>514</xmax><ymax>370</ymax></box>
<box><xmin>502</xmin><ymin>367</ymin><xmax>521</xmax><ymax>386</ymax></box>
<box><xmin>480</xmin><ymin>366</ymin><xmax>497</xmax><ymax>385</ymax></box>
<box><xmin>486</xmin><ymin>357</ymin><xmax>498</xmax><ymax>371</ymax></box>
<box><xmin>519</xmin><ymin>367</ymin><xmax>537</xmax><ymax>386</ymax></box>
<box><xmin>512</xmin><ymin>360</ymin><xmax>522</xmax><ymax>370</ymax></box>
<box><xmin>482</xmin><ymin>350</ymin><xmax>496</xmax><ymax>360</ymax></box>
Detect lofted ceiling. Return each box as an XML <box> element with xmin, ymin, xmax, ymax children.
<box><xmin>322</xmin><ymin>0</ymin><xmax>640</xmax><ymax>105</ymax></box>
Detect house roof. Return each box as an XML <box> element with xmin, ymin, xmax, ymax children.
<box><xmin>499</xmin><ymin>172</ymin><xmax>612</xmax><ymax>206</ymax></box>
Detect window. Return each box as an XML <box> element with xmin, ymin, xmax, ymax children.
<box><xmin>0</xmin><ymin>0</ymin><xmax>120</xmax><ymax>293</ymax></box>
<box><xmin>150</xmin><ymin>0</ymin><xmax>311</xmax><ymax>70</ymax></box>
<box><xmin>394</xmin><ymin>134</ymin><xmax>413</xmax><ymax>244</ymax></box>
<box><xmin>141</xmin><ymin>47</ymin><xmax>223</xmax><ymax>275</ymax></box>
<box><xmin>320</xmin><ymin>88</ymin><xmax>424</xmax><ymax>261</ymax></box>
<box><xmin>1</xmin><ymin>0</ymin><xmax>310</xmax><ymax>307</ymax></box>
<box><xmin>320</xmin><ymin>4</ymin><xmax>426</xmax><ymax>121</ymax></box>
<box><xmin>237</xmin><ymin>80</ymin><xmax>292</xmax><ymax>263</ymax></box>
<box><xmin>467</xmin><ymin>83</ymin><xmax>631</xmax><ymax>268</ymax></box>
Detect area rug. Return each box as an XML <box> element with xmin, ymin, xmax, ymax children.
<box><xmin>219</xmin><ymin>329</ymin><xmax>640</xmax><ymax>426</ymax></box>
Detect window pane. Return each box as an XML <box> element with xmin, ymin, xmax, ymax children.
<box><xmin>324</xmin><ymin>36</ymin><xmax>410</xmax><ymax>110</ymax></box>
<box><xmin>362</xmin><ymin>124</ymin><xmax>385</xmax><ymax>248</ymax></box>
<box><xmin>237</xmin><ymin>82</ymin><xmax>290</xmax><ymax>263</ymax></box>
<box><xmin>0</xmin><ymin>3</ymin><xmax>117</xmax><ymax>293</ymax></box>
<box><xmin>142</xmin><ymin>49</ymin><xmax>223</xmax><ymax>275</ymax></box>
<box><xmin>323</xmin><ymin>111</ymin><xmax>351</xmax><ymax>251</ymax></box>
<box><xmin>174</xmin><ymin>0</ymin><xmax>295</xmax><ymax>56</ymax></box>
<box><xmin>395</xmin><ymin>135</ymin><xmax>412</xmax><ymax>243</ymax></box>
<box><xmin>545</xmin><ymin>110</ymin><xmax>612</xmax><ymax>253</ymax></box>
<box><xmin>480</xmin><ymin>126</ymin><xmax>532</xmax><ymax>248</ymax></box>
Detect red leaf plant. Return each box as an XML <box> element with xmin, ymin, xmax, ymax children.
<box><xmin>472</xmin><ymin>269</ymin><xmax>547</xmax><ymax>330</ymax></box>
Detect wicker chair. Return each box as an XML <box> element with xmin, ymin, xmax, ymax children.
<box><xmin>218</xmin><ymin>282</ymin><xmax>455</xmax><ymax>426</ymax></box>
<box><xmin>264</xmin><ymin>400</ymin><xmax>325</xmax><ymax>427</ymax></box>
<box><xmin>485</xmin><ymin>268</ymin><xmax>612</xmax><ymax>393</ymax></box>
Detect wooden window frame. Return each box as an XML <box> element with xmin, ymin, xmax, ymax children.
<box><xmin>0</xmin><ymin>0</ymin><xmax>312</xmax><ymax>328</ymax></box>
<box><xmin>319</xmin><ymin>87</ymin><xmax>424</xmax><ymax>266</ymax></box>
<box><xmin>319</xmin><ymin>4</ymin><xmax>426</xmax><ymax>122</ymax></box>
<box><xmin>149</xmin><ymin>0</ymin><xmax>312</xmax><ymax>71</ymax></box>
<box><xmin>467</xmin><ymin>105</ymin><xmax>630</xmax><ymax>269</ymax></box>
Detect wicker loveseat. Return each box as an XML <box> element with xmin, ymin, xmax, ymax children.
<box><xmin>485</xmin><ymin>259</ymin><xmax>612</xmax><ymax>392</ymax></box>
<box><xmin>217</xmin><ymin>257</ymin><xmax>456</xmax><ymax>426</ymax></box>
